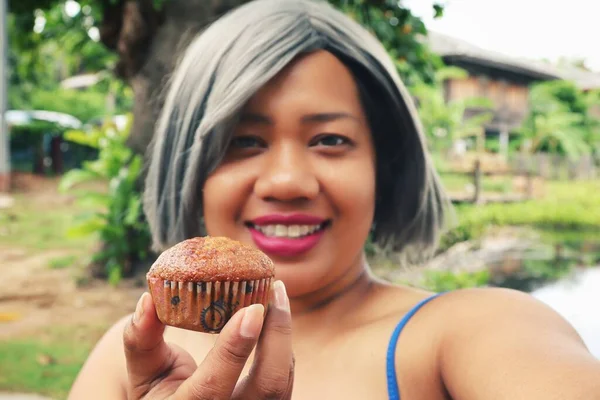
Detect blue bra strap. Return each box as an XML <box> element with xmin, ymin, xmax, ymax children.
<box><xmin>386</xmin><ymin>293</ymin><xmax>445</xmax><ymax>400</ymax></box>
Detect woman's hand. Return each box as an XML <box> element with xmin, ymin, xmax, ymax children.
<box><xmin>122</xmin><ymin>281</ymin><xmax>294</xmax><ymax>399</ymax></box>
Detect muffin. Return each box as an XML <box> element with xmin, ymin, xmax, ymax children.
<box><xmin>146</xmin><ymin>236</ymin><xmax>275</xmax><ymax>333</ymax></box>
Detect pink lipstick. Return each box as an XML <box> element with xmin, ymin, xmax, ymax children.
<box><xmin>247</xmin><ymin>214</ymin><xmax>329</xmax><ymax>258</ymax></box>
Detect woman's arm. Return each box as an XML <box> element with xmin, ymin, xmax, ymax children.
<box><xmin>440</xmin><ymin>288</ymin><xmax>600</xmax><ymax>400</ymax></box>
<box><xmin>68</xmin><ymin>315</ymin><xmax>131</xmax><ymax>399</ymax></box>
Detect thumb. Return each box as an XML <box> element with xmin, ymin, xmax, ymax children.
<box><xmin>123</xmin><ymin>292</ymin><xmax>172</xmax><ymax>398</ymax></box>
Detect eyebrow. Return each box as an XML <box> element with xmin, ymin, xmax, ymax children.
<box><xmin>239</xmin><ymin>112</ymin><xmax>360</xmax><ymax>124</ymax></box>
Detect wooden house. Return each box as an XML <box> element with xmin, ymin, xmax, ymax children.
<box><xmin>427</xmin><ymin>32</ymin><xmax>562</xmax><ymax>155</ymax></box>
<box><xmin>427</xmin><ymin>32</ymin><xmax>600</xmax><ymax>155</ymax></box>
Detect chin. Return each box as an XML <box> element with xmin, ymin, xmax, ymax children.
<box><xmin>272</xmin><ymin>263</ymin><xmax>332</xmax><ymax>296</ymax></box>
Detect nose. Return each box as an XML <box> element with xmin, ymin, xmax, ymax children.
<box><xmin>254</xmin><ymin>142</ymin><xmax>319</xmax><ymax>202</ymax></box>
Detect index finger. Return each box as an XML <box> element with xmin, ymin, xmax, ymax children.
<box><xmin>234</xmin><ymin>280</ymin><xmax>294</xmax><ymax>399</ymax></box>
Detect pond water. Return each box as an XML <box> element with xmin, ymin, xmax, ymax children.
<box><xmin>485</xmin><ymin>234</ymin><xmax>600</xmax><ymax>359</ymax></box>
<box><xmin>532</xmin><ymin>266</ymin><xmax>600</xmax><ymax>358</ymax></box>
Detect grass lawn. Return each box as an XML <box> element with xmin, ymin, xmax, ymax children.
<box><xmin>0</xmin><ymin>191</ymin><xmax>97</xmax><ymax>253</ymax></box>
<box><xmin>0</xmin><ymin>326</ymin><xmax>107</xmax><ymax>399</ymax></box>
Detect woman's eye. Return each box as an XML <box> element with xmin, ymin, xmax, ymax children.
<box><xmin>311</xmin><ymin>134</ymin><xmax>351</xmax><ymax>147</ymax></box>
<box><xmin>229</xmin><ymin>136</ymin><xmax>264</xmax><ymax>149</ymax></box>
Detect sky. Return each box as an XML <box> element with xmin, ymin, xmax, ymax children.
<box><xmin>403</xmin><ymin>0</ymin><xmax>600</xmax><ymax>71</ymax></box>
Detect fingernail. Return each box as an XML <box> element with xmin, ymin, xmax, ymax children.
<box><xmin>133</xmin><ymin>293</ymin><xmax>147</xmax><ymax>324</ymax></box>
<box><xmin>240</xmin><ymin>304</ymin><xmax>264</xmax><ymax>339</ymax></box>
<box><xmin>273</xmin><ymin>280</ymin><xmax>290</xmax><ymax>312</ymax></box>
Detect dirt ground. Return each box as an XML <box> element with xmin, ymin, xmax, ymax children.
<box><xmin>0</xmin><ymin>248</ymin><xmax>144</xmax><ymax>340</ymax></box>
<box><xmin>0</xmin><ymin>174</ymin><xmax>145</xmax><ymax>341</ymax></box>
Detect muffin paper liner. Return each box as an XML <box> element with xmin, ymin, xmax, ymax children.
<box><xmin>147</xmin><ymin>277</ymin><xmax>272</xmax><ymax>333</ymax></box>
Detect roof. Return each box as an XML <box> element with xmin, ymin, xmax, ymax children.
<box><xmin>427</xmin><ymin>32</ymin><xmax>600</xmax><ymax>90</ymax></box>
<box><xmin>555</xmin><ymin>66</ymin><xmax>600</xmax><ymax>91</ymax></box>
<box><xmin>426</xmin><ymin>32</ymin><xmax>562</xmax><ymax>81</ymax></box>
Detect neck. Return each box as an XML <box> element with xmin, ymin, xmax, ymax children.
<box><xmin>288</xmin><ymin>254</ymin><xmax>377</xmax><ymax>334</ymax></box>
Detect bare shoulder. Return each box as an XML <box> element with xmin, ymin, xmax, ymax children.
<box><xmin>433</xmin><ymin>287</ymin><xmax>591</xmax><ymax>360</ymax></box>
<box><xmin>430</xmin><ymin>287</ymin><xmax>600</xmax><ymax>400</ymax></box>
<box><xmin>373</xmin><ymin>284</ymin><xmax>582</xmax><ymax>338</ymax></box>
<box><xmin>68</xmin><ymin>314</ymin><xmax>132</xmax><ymax>399</ymax></box>
<box><xmin>434</xmin><ymin>287</ymin><xmax>584</xmax><ymax>339</ymax></box>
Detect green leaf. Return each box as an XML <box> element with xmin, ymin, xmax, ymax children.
<box><xmin>102</xmin><ymin>223</ymin><xmax>127</xmax><ymax>238</ymax></box>
<box><xmin>124</xmin><ymin>196</ymin><xmax>142</xmax><ymax>226</ymax></box>
<box><xmin>58</xmin><ymin>169</ymin><xmax>102</xmax><ymax>193</ymax></box>
<box><xmin>64</xmin><ymin>129</ymin><xmax>100</xmax><ymax>148</ymax></box>
<box><xmin>127</xmin><ymin>156</ymin><xmax>143</xmax><ymax>182</ymax></box>
<box><xmin>75</xmin><ymin>192</ymin><xmax>112</xmax><ymax>209</ymax></box>
<box><xmin>66</xmin><ymin>217</ymin><xmax>106</xmax><ymax>239</ymax></box>
<box><xmin>108</xmin><ymin>263</ymin><xmax>122</xmax><ymax>286</ymax></box>
<box><xmin>433</xmin><ymin>3</ymin><xmax>444</xmax><ymax>19</ymax></box>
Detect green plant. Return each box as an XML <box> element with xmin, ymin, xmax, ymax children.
<box><xmin>437</xmin><ymin>223</ymin><xmax>477</xmax><ymax>253</ymax></box>
<box><xmin>516</xmin><ymin>80</ymin><xmax>600</xmax><ymax>158</ymax></box>
<box><xmin>489</xmin><ymin>257</ymin><xmax>578</xmax><ymax>293</ymax></box>
<box><xmin>59</xmin><ymin>115</ymin><xmax>151</xmax><ymax>285</ymax></box>
<box><xmin>410</xmin><ymin>66</ymin><xmax>494</xmax><ymax>153</ymax></box>
<box><xmin>456</xmin><ymin>184</ymin><xmax>600</xmax><ymax>231</ymax></box>
<box><xmin>421</xmin><ymin>269</ymin><xmax>490</xmax><ymax>292</ymax></box>
<box><xmin>30</xmin><ymin>89</ymin><xmax>108</xmax><ymax>123</ymax></box>
<box><xmin>521</xmin><ymin>258</ymin><xmax>574</xmax><ymax>281</ymax></box>
<box><xmin>439</xmin><ymin>182</ymin><xmax>600</xmax><ymax>253</ymax></box>
<box><xmin>330</xmin><ymin>0</ymin><xmax>445</xmax><ymax>86</ymax></box>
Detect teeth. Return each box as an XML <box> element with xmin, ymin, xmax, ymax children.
<box><xmin>264</xmin><ymin>225</ymin><xmax>275</xmax><ymax>236</ymax></box>
<box><xmin>288</xmin><ymin>225</ymin><xmax>300</xmax><ymax>238</ymax></box>
<box><xmin>255</xmin><ymin>224</ymin><xmax>323</xmax><ymax>238</ymax></box>
<box><xmin>275</xmin><ymin>225</ymin><xmax>287</xmax><ymax>237</ymax></box>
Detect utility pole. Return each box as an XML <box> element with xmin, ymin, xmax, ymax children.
<box><xmin>0</xmin><ymin>0</ymin><xmax>9</xmax><ymax>192</ymax></box>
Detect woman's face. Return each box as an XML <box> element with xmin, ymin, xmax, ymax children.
<box><xmin>203</xmin><ymin>50</ymin><xmax>376</xmax><ymax>297</ymax></box>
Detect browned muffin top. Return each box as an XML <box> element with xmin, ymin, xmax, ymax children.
<box><xmin>147</xmin><ymin>236</ymin><xmax>275</xmax><ymax>282</ymax></box>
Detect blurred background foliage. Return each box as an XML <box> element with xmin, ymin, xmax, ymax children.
<box><xmin>6</xmin><ymin>0</ymin><xmax>447</xmax><ymax>282</ymax></box>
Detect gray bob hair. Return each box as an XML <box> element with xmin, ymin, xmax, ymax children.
<box><xmin>143</xmin><ymin>0</ymin><xmax>451</xmax><ymax>261</ymax></box>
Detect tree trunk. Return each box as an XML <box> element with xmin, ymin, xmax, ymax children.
<box><xmin>100</xmin><ymin>0</ymin><xmax>249</xmax><ymax>155</ymax></box>
<box><xmin>50</xmin><ymin>135</ymin><xmax>63</xmax><ymax>175</ymax></box>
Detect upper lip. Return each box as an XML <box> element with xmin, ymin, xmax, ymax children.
<box><xmin>249</xmin><ymin>214</ymin><xmax>327</xmax><ymax>226</ymax></box>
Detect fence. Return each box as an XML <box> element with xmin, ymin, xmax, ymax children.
<box><xmin>440</xmin><ymin>153</ymin><xmax>598</xmax><ymax>205</ymax></box>
<box><xmin>510</xmin><ymin>153</ymin><xmax>598</xmax><ymax>181</ymax></box>
<box><xmin>442</xmin><ymin>161</ymin><xmax>534</xmax><ymax>205</ymax></box>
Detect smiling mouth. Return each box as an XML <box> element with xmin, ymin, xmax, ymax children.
<box><xmin>246</xmin><ymin>221</ymin><xmax>331</xmax><ymax>239</ymax></box>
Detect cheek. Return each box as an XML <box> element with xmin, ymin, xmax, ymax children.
<box><xmin>323</xmin><ymin>154</ymin><xmax>376</xmax><ymax>229</ymax></box>
<box><xmin>202</xmin><ymin>165</ymin><xmax>252</xmax><ymax>235</ymax></box>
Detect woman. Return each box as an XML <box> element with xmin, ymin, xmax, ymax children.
<box><xmin>69</xmin><ymin>0</ymin><xmax>600</xmax><ymax>398</ymax></box>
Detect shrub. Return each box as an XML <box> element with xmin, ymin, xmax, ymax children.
<box><xmin>59</xmin><ymin>115</ymin><xmax>152</xmax><ymax>285</ymax></box>
<box><xmin>421</xmin><ymin>270</ymin><xmax>490</xmax><ymax>292</ymax></box>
